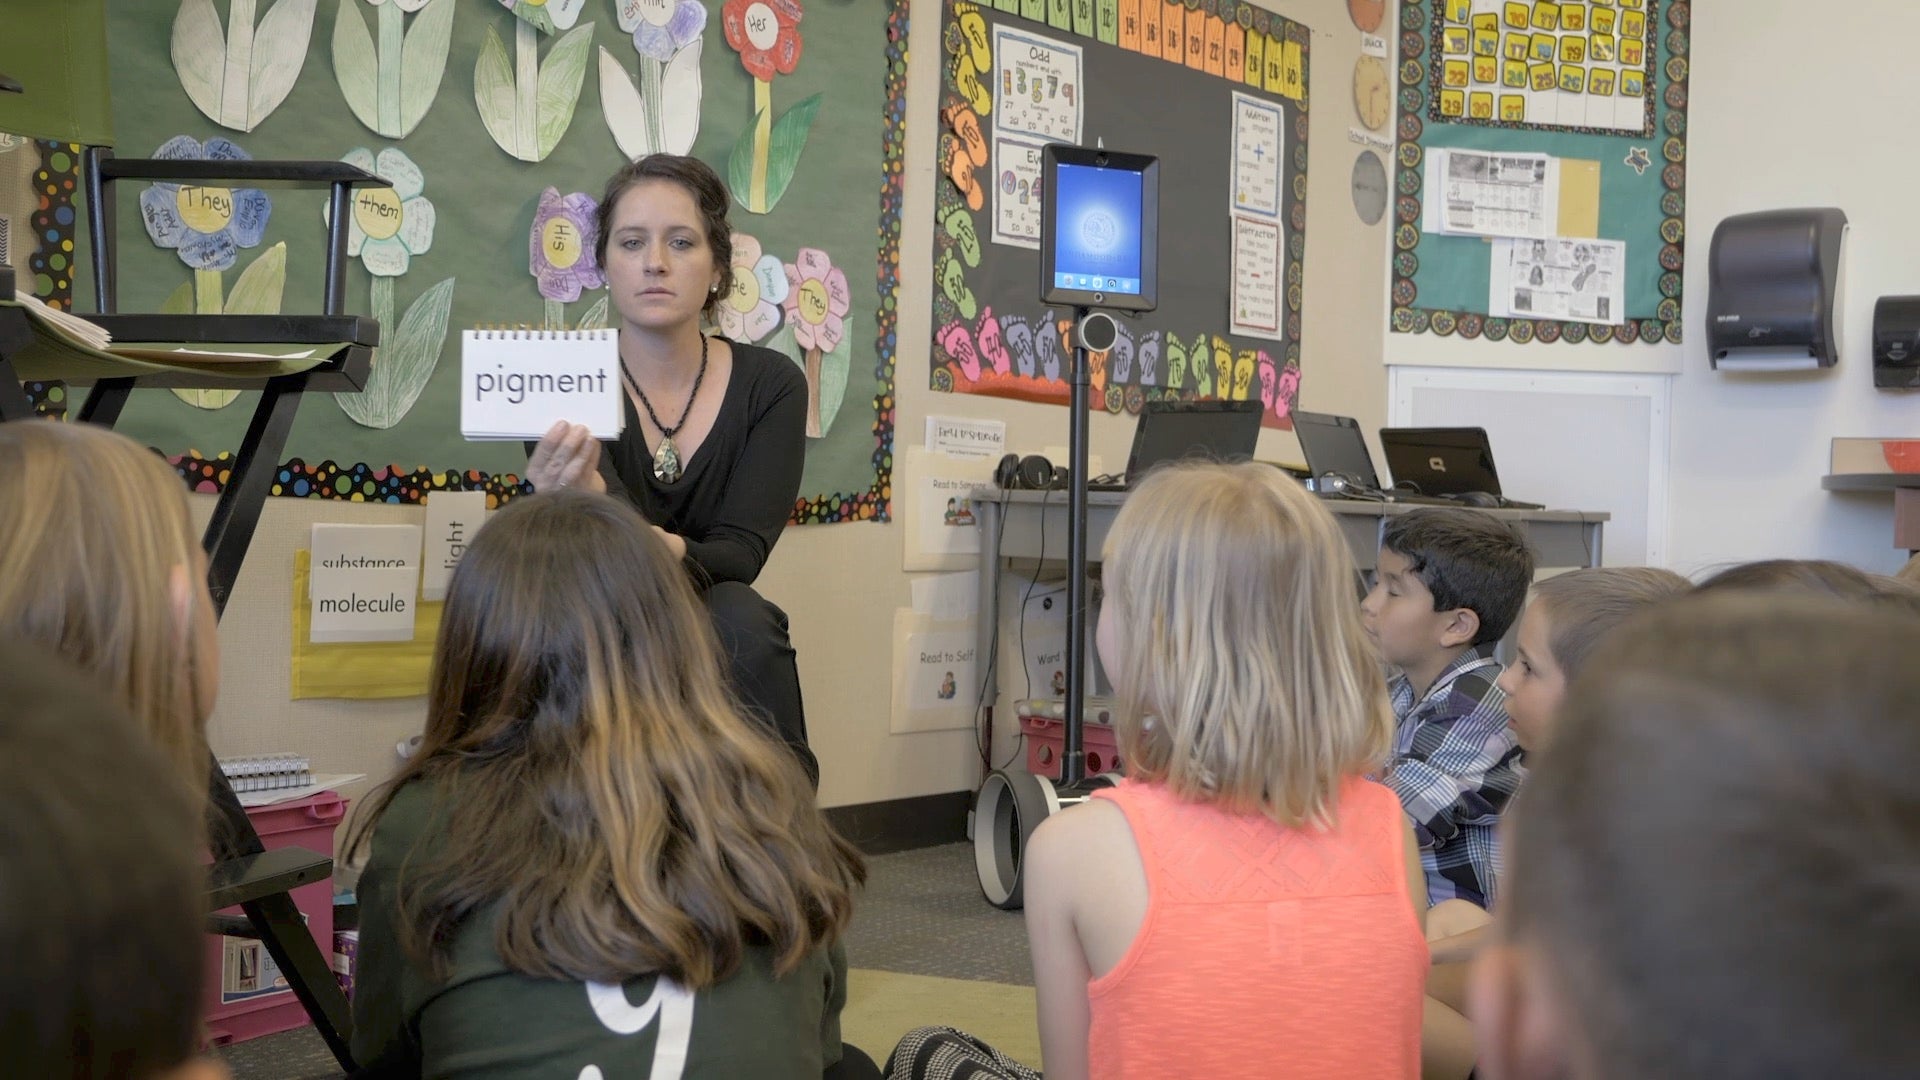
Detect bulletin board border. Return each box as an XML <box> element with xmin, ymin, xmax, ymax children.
<box><xmin>929</xmin><ymin>0</ymin><xmax>1311</xmax><ymax>427</ymax></box>
<box><xmin>1388</xmin><ymin>0</ymin><xmax>1690</xmax><ymax>347</ymax></box>
<box><xmin>20</xmin><ymin>0</ymin><xmax>910</xmax><ymax>524</ymax></box>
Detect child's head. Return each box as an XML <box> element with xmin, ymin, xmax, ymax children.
<box><xmin>0</xmin><ymin>639</ymin><xmax>214</xmax><ymax>1080</ymax></box>
<box><xmin>352</xmin><ymin>491</ymin><xmax>862</xmax><ymax>988</ymax></box>
<box><xmin>1473</xmin><ymin>593</ymin><xmax>1920</xmax><ymax>1080</ymax></box>
<box><xmin>0</xmin><ymin>420</ymin><xmax>219</xmax><ymax>788</ymax></box>
<box><xmin>1098</xmin><ymin>461</ymin><xmax>1392</xmax><ymax>826</ymax></box>
<box><xmin>1496</xmin><ymin>566</ymin><xmax>1689</xmax><ymax>749</ymax></box>
<box><xmin>1899</xmin><ymin>552</ymin><xmax>1920</xmax><ymax>586</ymax></box>
<box><xmin>1697</xmin><ymin>557</ymin><xmax>1920</xmax><ymax>618</ymax></box>
<box><xmin>1363</xmin><ymin>508</ymin><xmax>1535</xmax><ymax>670</ymax></box>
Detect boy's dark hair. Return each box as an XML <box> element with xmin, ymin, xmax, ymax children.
<box><xmin>1507</xmin><ymin>593</ymin><xmax>1920</xmax><ymax>1079</ymax></box>
<box><xmin>1380</xmin><ymin>508</ymin><xmax>1535</xmax><ymax>645</ymax></box>
<box><xmin>0</xmin><ymin>638</ymin><xmax>205</xmax><ymax>1079</ymax></box>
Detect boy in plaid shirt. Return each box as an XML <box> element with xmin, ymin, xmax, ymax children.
<box><xmin>1361</xmin><ymin>509</ymin><xmax>1534</xmax><ymax>909</ymax></box>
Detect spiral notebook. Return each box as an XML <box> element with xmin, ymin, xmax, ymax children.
<box><xmin>459</xmin><ymin>327</ymin><xmax>623</xmax><ymax>440</ymax></box>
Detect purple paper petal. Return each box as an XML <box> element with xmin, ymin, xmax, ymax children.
<box><xmin>152</xmin><ymin>135</ymin><xmax>204</xmax><ymax>160</ymax></box>
<box><xmin>668</xmin><ymin>0</ymin><xmax>708</xmax><ymax>47</ymax></box>
<box><xmin>179</xmin><ymin>228</ymin><xmax>239</xmax><ymax>271</ymax></box>
<box><xmin>634</xmin><ymin>23</ymin><xmax>676</xmax><ymax>62</ymax></box>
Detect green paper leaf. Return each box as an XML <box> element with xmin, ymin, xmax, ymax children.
<box><xmin>172</xmin><ymin>0</ymin><xmax>226</xmax><ymax>124</ymax></box>
<box><xmin>474</xmin><ymin>23</ymin><xmax>519</xmax><ymax>154</ymax></box>
<box><xmin>337</xmin><ymin>276</ymin><xmax>456</xmax><ymax>429</ymax></box>
<box><xmin>511</xmin><ymin>1</ymin><xmax>557</xmax><ymax>35</ymax></box>
<box><xmin>765</xmin><ymin>322</ymin><xmax>800</xmax><ymax>370</ymax></box>
<box><xmin>159</xmin><ymin>281</ymin><xmax>195</xmax><ymax>315</ymax></box>
<box><xmin>760</xmin><ymin>92</ymin><xmax>824</xmax><ymax>212</ymax></box>
<box><xmin>398</xmin><ymin>0</ymin><xmax>457</xmax><ymax>136</ymax></box>
<box><xmin>332</xmin><ymin>0</ymin><xmax>379</xmax><ymax>132</ymax></box>
<box><xmin>225</xmin><ymin>242</ymin><xmax>287</xmax><ymax>316</ymax></box>
<box><xmin>576</xmin><ymin>294</ymin><xmax>610</xmax><ymax>331</ymax></box>
<box><xmin>816</xmin><ymin>313</ymin><xmax>852</xmax><ymax>436</ymax></box>
<box><xmin>249</xmin><ymin>0</ymin><xmax>318</xmax><ymax>130</ymax></box>
<box><xmin>533</xmin><ymin>22</ymin><xmax>595</xmax><ymax>160</ymax></box>
<box><xmin>727</xmin><ymin>106</ymin><xmax>765</xmax><ymax>211</ymax></box>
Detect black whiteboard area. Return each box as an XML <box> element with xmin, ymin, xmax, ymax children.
<box><xmin>928</xmin><ymin>0</ymin><xmax>1311</xmax><ymax>428</ymax></box>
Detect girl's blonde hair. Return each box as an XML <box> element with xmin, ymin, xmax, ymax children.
<box><xmin>347</xmin><ymin>491</ymin><xmax>863</xmax><ymax>988</ymax></box>
<box><xmin>1101</xmin><ymin>461</ymin><xmax>1392</xmax><ymax>826</ymax></box>
<box><xmin>0</xmin><ymin>420</ymin><xmax>211</xmax><ymax>789</ymax></box>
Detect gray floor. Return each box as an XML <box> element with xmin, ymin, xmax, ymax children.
<box><xmin>219</xmin><ymin>843</ymin><xmax>1030</xmax><ymax>1079</ymax></box>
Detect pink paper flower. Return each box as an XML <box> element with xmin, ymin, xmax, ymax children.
<box><xmin>528</xmin><ymin>187</ymin><xmax>603</xmax><ymax>302</ymax></box>
<box><xmin>714</xmin><ymin>232</ymin><xmax>787</xmax><ymax>342</ymax></box>
<box><xmin>781</xmin><ymin>247</ymin><xmax>848</xmax><ymax>353</ymax></box>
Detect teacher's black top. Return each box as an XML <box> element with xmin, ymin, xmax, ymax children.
<box><xmin>597</xmin><ymin>339</ymin><xmax>806</xmax><ymax>587</ymax></box>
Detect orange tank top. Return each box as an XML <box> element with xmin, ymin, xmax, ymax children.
<box><xmin>1085</xmin><ymin>777</ymin><xmax>1426</xmax><ymax>1080</ymax></box>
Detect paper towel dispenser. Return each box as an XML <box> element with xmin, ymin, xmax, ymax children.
<box><xmin>1708</xmin><ymin>208</ymin><xmax>1848</xmax><ymax>371</ymax></box>
<box><xmin>1873</xmin><ymin>295</ymin><xmax>1920</xmax><ymax>389</ymax></box>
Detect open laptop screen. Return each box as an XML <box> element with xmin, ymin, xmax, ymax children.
<box><xmin>1378</xmin><ymin>427</ymin><xmax>1506</xmax><ymax>498</ymax></box>
<box><xmin>1292</xmin><ymin>411</ymin><xmax>1383</xmax><ymax>489</ymax></box>
<box><xmin>1123</xmin><ymin>399</ymin><xmax>1263</xmax><ymax>481</ymax></box>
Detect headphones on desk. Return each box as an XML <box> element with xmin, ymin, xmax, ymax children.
<box><xmin>995</xmin><ymin>452</ymin><xmax>1068</xmax><ymax>491</ymax></box>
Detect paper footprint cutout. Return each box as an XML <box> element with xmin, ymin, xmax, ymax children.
<box><xmin>936</xmin><ymin>249</ymin><xmax>977</xmax><ymax>320</ymax></box>
<box><xmin>976</xmin><ymin>307</ymin><xmax>1010</xmax><ymax>376</ymax></box>
<box><xmin>1233</xmin><ymin>348</ymin><xmax>1256</xmax><ymax>401</ymax></box>
<box><xmin>1034</xmin><ymin>310</ymin><xmax>1062</xmax><ymax>382</ymax></box>
<box><xmin>1002</xmin><ymin>314</ymin><xmax>1037</xmax><ymax>379</ymax></box>
<box><xmin>1188</xmin><ymin>334</ymin><xmax>1215</xmax><ymax>397</ymax></box>
<box><xmin>1213</xmin><ymin>336</ymin><xmax>1235</xmax><ymax>398</ymax></box>
<box><xmin>942</xmin><ymin>203</ymin><xmax>982</xmax><ymax>267</ymax></box>
<box><xmin>941</xmin><ymin>101</ymin><xmax>989</xmax><ymax>171</ymax></box>
<box><xmin>1164</xmin><ymin>333</ymin><xmax>1187</xmax><ymax>391</ymax></box>
<box><xmin>952</xmin><ymin>53</ymin><xmax>993</xmax><ymax>117</ymax></box>
<box><xmin>1276</xmin><ymin>358</ymin><xmax>1302</xmax><ymax>421</ymax></box>
<box><xmin>1108</xmin><ymin>320</ymin><xmax>1135</xmax><ymax>384</ymax></box>
<box><xmin>1089</xmin><ymin>340</ymin><xmax>1108</xmax><ymax>399</ymax></box>
<box><xmin>942</xmin><ymin>132</ymin><xmax>985</xmax><ymax>212</ymax></box>
<box><xmin>1137</xmin><ymin>330</ymin><xmax>1161</xmax><ymax>387</ymax></box>
<box><xmin>937</xmin><ymin>319</ymin><xmax>982</xmax><ymax>382</ymax></box>
<box><xmin>956</xmin><ymin>6</ymin><xmax>992</xmax><ymax>74</ymax></box>
<box><xmin>1258</xmin><ymin>354</ymin><xmax>1278</xmax><ymax>414</ymax></box>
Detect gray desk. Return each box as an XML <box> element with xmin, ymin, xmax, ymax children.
<box><xmin>969</xmin><ymin>487</ymin><xmax>1608</xmax><ymax>766</ymax></box>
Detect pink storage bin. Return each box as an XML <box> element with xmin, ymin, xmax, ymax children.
<box><xmin>1020</xmin><ymin>709</ymin><xmax>1123</xmax><ymax>780</ymax></box>
<box><xmin>202</xmin><ymin>791</ymin><xmax>347</xmax><ymax>1046</ymax></box>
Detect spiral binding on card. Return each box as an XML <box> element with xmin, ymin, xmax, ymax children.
<box><xmin>472</xmin><ymin>323</ymin><xmax>616</xmax><ymax>341</ymax></box>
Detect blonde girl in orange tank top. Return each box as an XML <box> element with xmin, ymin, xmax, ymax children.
<box><xmin>1022</xmin><ymin>461</ymin><xmax>1431</xmax><ymax>1080</ymax></box>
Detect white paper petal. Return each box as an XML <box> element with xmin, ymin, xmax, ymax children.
<box><xmin>398</xmin><ymin>196</ymin><xmax>435</xmax><ymax>255</ymax></box>
<box><xmin>374</xmin><ymin>147</ymin><xmax>425</xmax><ymax>200</ymax></box>
<box><xmin>546</xmin><ymin>0</ymin><xmax>586</xmax><ymax>29</ymax></box>
<box><xmin>360</xmin><ymin>236</ymin><xmax>411</xmax><ymax>276</ymax></box>
<box><xmin>341</xmin><ymin>146</ymin><xmax>378</xmax><ymax>174</ymax></box>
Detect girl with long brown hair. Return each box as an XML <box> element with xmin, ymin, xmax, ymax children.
<box><xmin>347</xmin><ymin>490</ymin><xmax>872</xmax><ymax>1078</ymax></box>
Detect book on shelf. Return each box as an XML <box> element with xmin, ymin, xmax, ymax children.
<box><xmin>11</xmin><ymin>288</ymin><xmax>111</xmax><ymax>350</ymax></box>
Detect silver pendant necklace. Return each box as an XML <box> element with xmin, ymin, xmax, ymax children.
<box><xmin>622</xmin><ymin>334</ymin><xmax>709</xmax><ymax>483</ymax></box>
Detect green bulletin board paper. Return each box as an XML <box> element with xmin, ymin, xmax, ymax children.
<box><xmin>83</xmin><ymin>0</ymin><xmax>899</xmax><ymax>522</ymax></box>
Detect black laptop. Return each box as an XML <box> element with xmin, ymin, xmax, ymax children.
<box><xmin>1089</xmin><ymin>399</ymin><xmax>1263</xmax><ymax>491</ymax></box>
<box><xmin>1292</xmin><ymin>411</ymin><xmax>1454</xmax><ymax>504</ymax></box>
<box><xmin>1378</xmin><ymin>427</ymin><xmax>1544</xmax><ymax>509</ymax></box>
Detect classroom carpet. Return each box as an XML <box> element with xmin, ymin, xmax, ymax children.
<box><xmin>216</xmin><ymin>843</ymin><xmax>1040</xmax><ymax>1078</ymax></box>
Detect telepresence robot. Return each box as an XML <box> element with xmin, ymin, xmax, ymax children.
<box><xmin>973</xmin><ymin>143</ymin><xmax>1158</xmax><ymax>909</ymax></box>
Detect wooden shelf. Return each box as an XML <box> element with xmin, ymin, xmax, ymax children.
<box><xmin>1821</xmin><ymin>473</ymin><xmax>1920</xmax><ymax>492</ymax></box>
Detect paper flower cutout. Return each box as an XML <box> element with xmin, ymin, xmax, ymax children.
<box><xmin>633</xmin><ymin>0</ymin><xmax>707</xmax><ymax>61</ymax></box>
<box><xmin>324</xmin><ymin>147</ymin><xmax>436</xmax><ymax>277</ymax></box>
<box><xmin>529</xmin><ymin>187</ymin><xmax>604</xmax><ymax>302</ymax></box>
<box><xmin>714</xmin><ymin>233</ymin><xmax>787</xmax><ymax>343</ymax></box>
<box><xmin>782</xmin><ymin>247</ymin><xmax>848</xmax><ymax>353</ymax></box>
<box><xmin>722</xmin><ymin>0</ymin><xmax>803</xmax><ymax>82</ymax></box>
<box><xmin>368</xmin><ymin>0</ymin><xmax>430</xmax><ymax>8</ymax></box>
<box><xmin>498</xmin><ymin>0</ymin><xmax>585</xmax><ymax>31</ymax></box>
<box><xmin>138</xmin><ymin>136</ymin><xmax>272</xmax><ymax>272</ymax></box>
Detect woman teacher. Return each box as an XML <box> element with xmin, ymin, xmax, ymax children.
<box><xmin>527</xmin><ymin>154</ymin><xmax>815</xmax><ymax>784</ymax></box>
